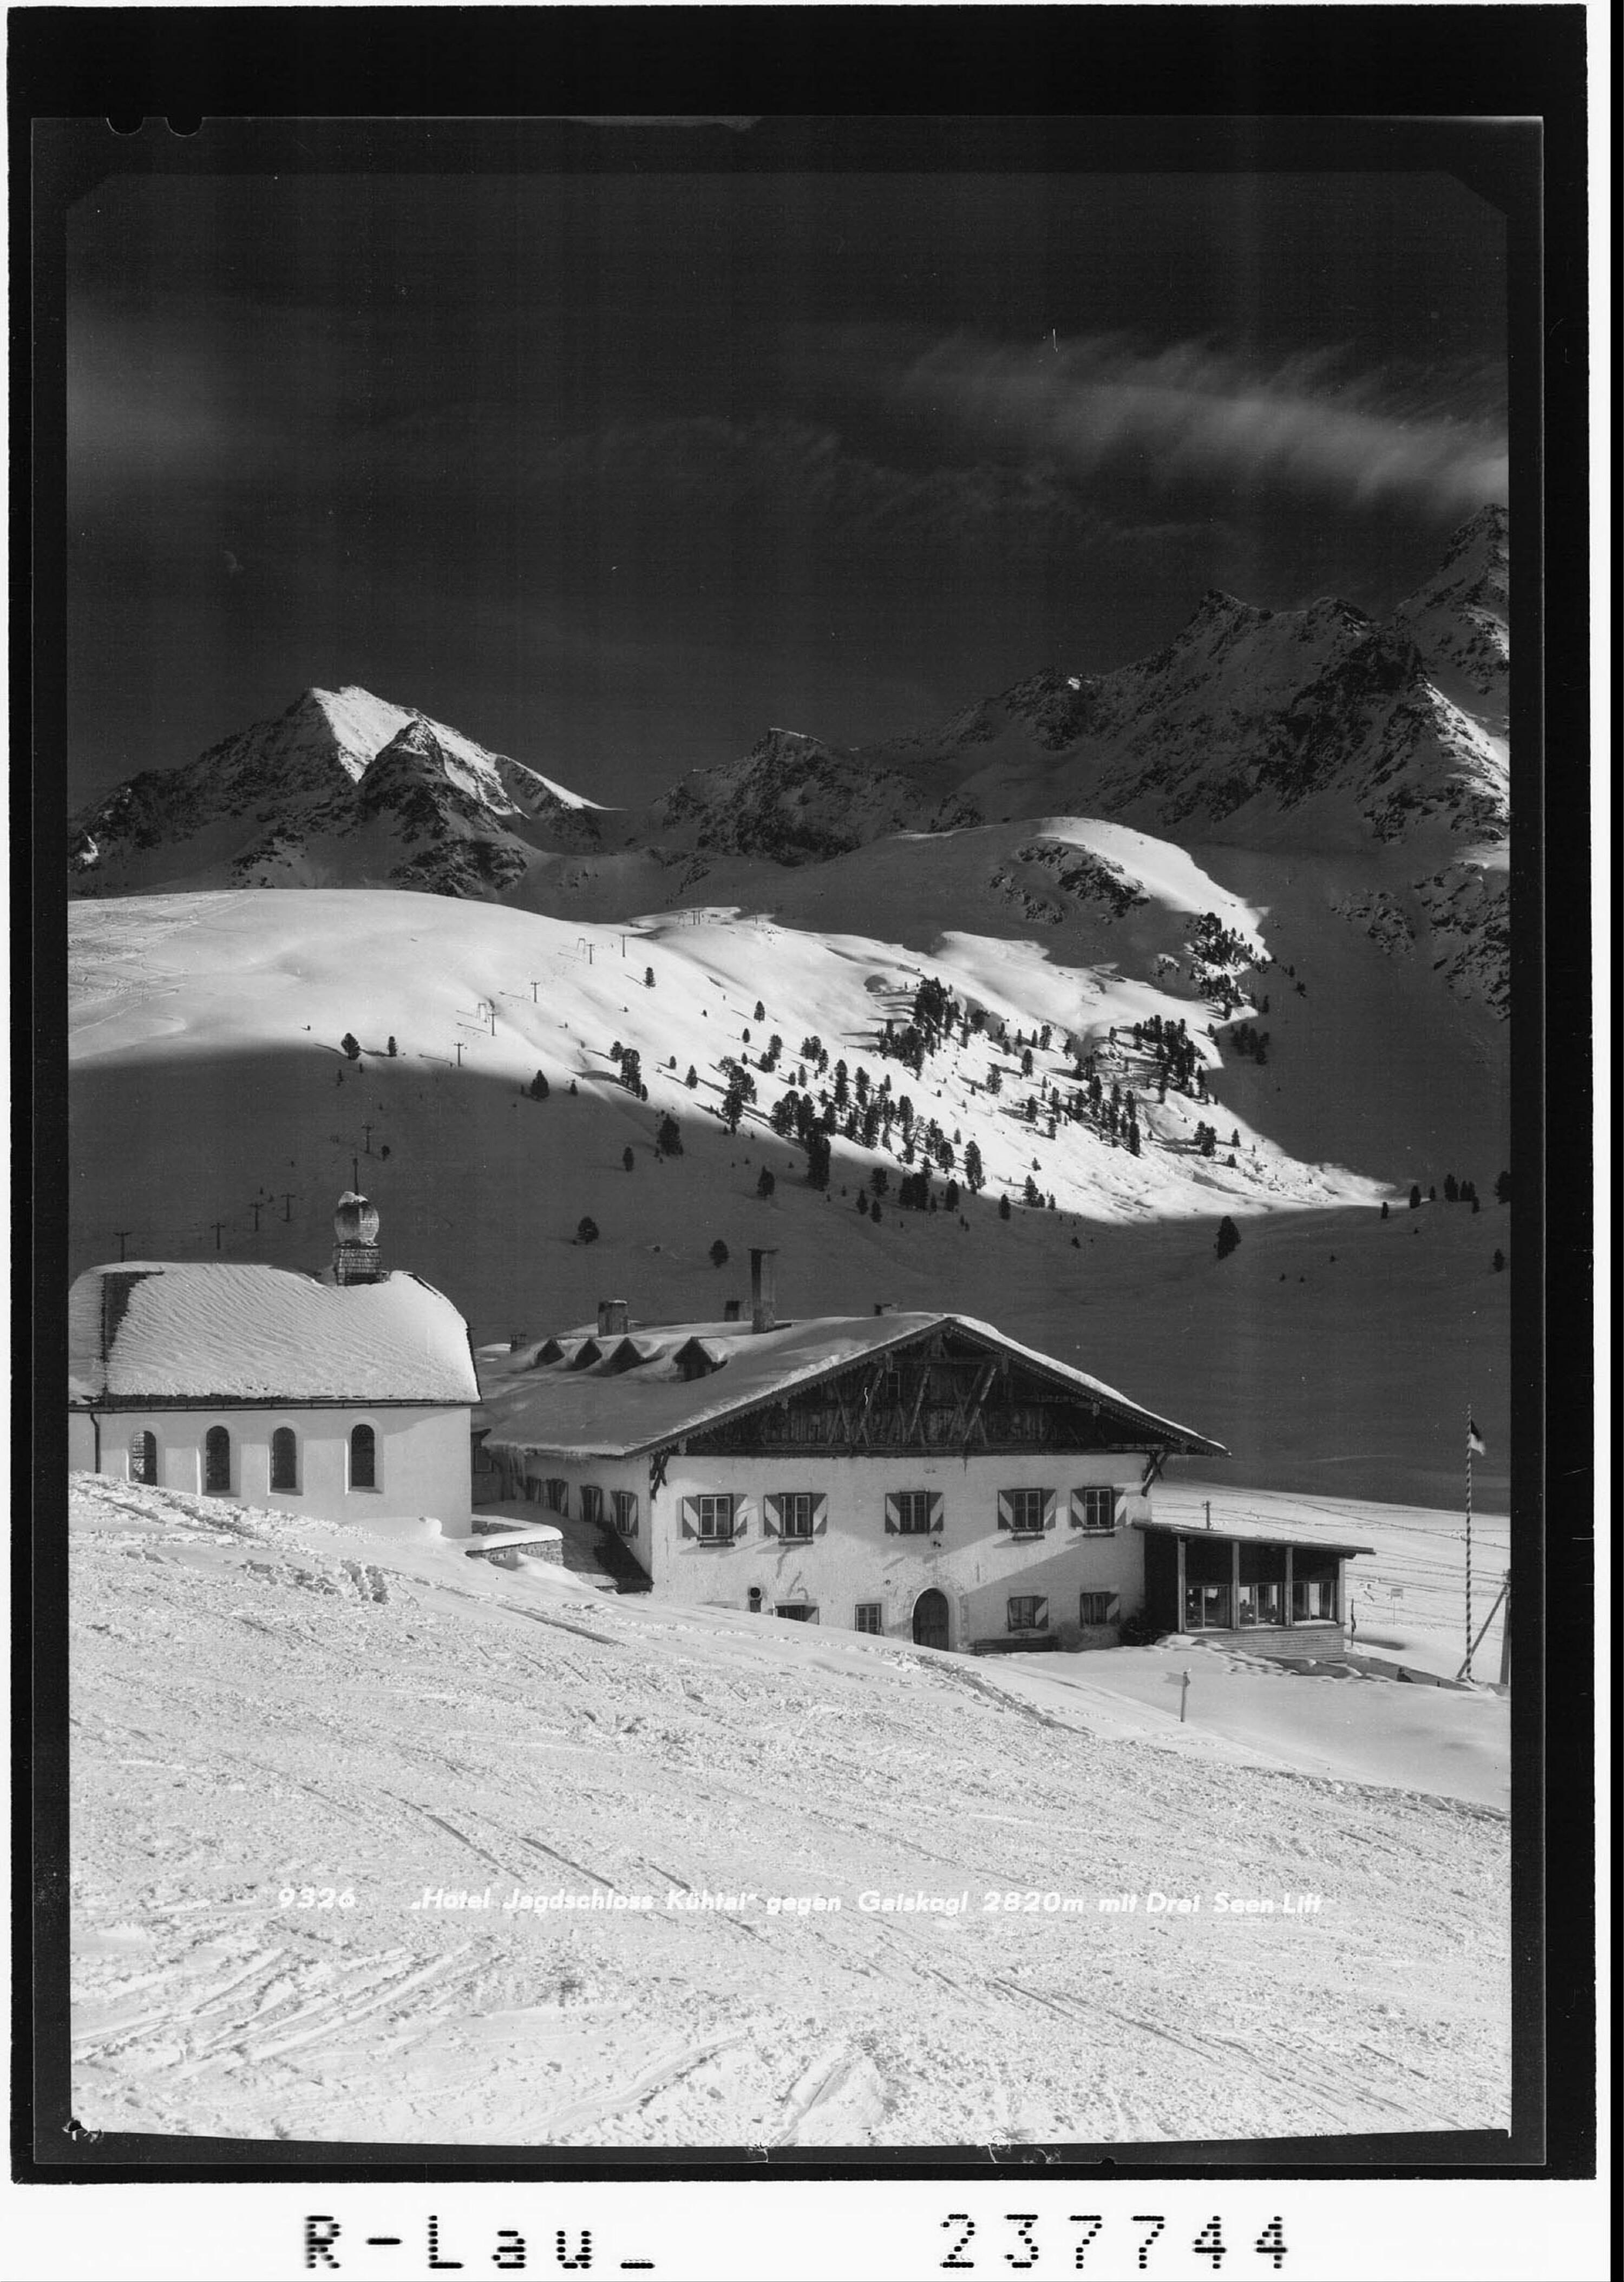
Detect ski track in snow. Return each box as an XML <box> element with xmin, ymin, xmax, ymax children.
<box><xmin>70</xmin><ymin>1478</ymin><xmax>1510</xmax><ymax>2148</ymax></box>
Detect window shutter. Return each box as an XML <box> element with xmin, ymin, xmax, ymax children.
<box><xmin>1106</xmin><ymin>1593</ymin><xmax>1119</xmax><ymax>1622</ymax></box>
<box><xmin>927</xmin><ymin>1492</ymin><xmax>944</xmax><ymax>1533</ymax></box>
<box><xmin>997</xmin><ymin>1490</ymin><xmax>1014</xmax><ymax>1530</ymax></box>
<box><xmin>811</xmin><ymin>1494</ymin><xmax>829</xmax><ymax>1536</ymax></box>
<box><xmin>883</xmin><ymin>1494</ymin><xmax>900</xmax><ymax>1534</ymax></box>
<box><xmin>1111</xmin><ymin>1490</ymin><xmax>1123</xmax><ymax>1531</ymax></box>
<box><xmin>1042</xmin><ymin>1489</ymin><xmax>1057</xmax><ymax>1530</ymax></box>
<box><xmin>734</xmin><ymin>1499</ymin><xmax>754</xmax><ymax>1539</ymax></box>
<box><xmin>1069</xmin><ymin>1487</ymin><xmax>1085</xmax><ymax>1529</ymax></box>
<box><xmin>680</xmin><ymin>1497</ymin><xmax>698</xmax><ymax>1539</ymax></box>
<box><xmin>1034</xmin><ymin>1597</ymin><xmax>1049</xmax><ymax>1630</ymax></box>
<box><xmin>763</xmin><ymin>1494</ymin><xmax>781</xmax><ymax>1537</ymax></box>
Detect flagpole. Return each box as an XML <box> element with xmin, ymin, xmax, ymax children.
<box><xmin>1464</xmin><ymin>1402</ymin><xmax>1474</xmax><ymax>1681</ymax></box>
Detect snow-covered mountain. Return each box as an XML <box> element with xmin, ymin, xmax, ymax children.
<box><xmin>71</xmin><ymin>508</ymin><xmax>1509</xmax><ymax>889</ymax></box>
<box><xmin>617</xmin><ymin>506</ymin><xmax>1508</xmax><ymax>866</ymax></box>
<box><xmin>68</xmin><ymin>684</ymin><xmax>607</xmax><ymax>896</ymax></box>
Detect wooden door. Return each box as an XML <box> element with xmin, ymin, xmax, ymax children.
<box><xmin>912</xmin><ymin>1588</ymin><xmax>949</xmax><ymax>1649</ymax></box>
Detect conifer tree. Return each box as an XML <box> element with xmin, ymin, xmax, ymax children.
<box><xmin>998</xmin><ymin>1194</ymin><xmax>1012</xmax><ymax>1221</ymax></box>
<box><xmin>623</xmin><ymin>1146</ymin><xmax>635</xmax><ymax>1172</ymax></box>
<box><xmin>576</xmin><ymin>1215</ymin><xmax>599</xmax><ymax>1245</ymax></box>
<box><xmin>656</xmin><ymin>1113</ymin><xmax>682</xmax><ymax>1155</ymax></box>
<box><xmin>644</xmin><ymin>966</ymin><xmax>656</xmax><ymax>988</ymax></box>
<box><xmin>756</xmin><ymin>1167</ymin><xmax>775</xmax><ymax>1201</ymax></box>
<box><xmin>529</xmin><ymin>1070</ymin><xmax>549</xmax><ymax>1100</ymax></box>
<box><xmin>341</xmin><ymin>1032</ymin><xmax>361</xmax><ymax>1060</ymax></box>
<box><xmin>1214</xmin><ymin>1216</ymin><xmax>1241</xmax><ymax>1260</ymax></box>
<box><xmin>710</xmin><ymin>1238</ymin><xmax>729</xmax><ymax>1267</ymax></box>
<box><xmin>387</xmin><ymin>1037</ymin><xmax>397</xmax><ymax>1057</ymax></box>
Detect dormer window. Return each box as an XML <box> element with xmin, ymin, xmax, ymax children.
<box><xmin>673</xmin><ymin>1336</ymin><xmax>726</xmax><ymax>1381</ymax></box>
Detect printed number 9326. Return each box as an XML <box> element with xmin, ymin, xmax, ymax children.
<box><xmin>277</xmin><ymin>1887</ymin><xmax>356</xmax><ymax>1909</ymax></box>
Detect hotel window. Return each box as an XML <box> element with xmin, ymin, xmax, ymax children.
<box><xmin>349</xmin><ymin>1423</ymin><xmax>377</xmax><ymax>1491</ymax></box>
<box><xmin>1078</xmin><ymin>1592</ymin><xmax>1119</xmax><ymax>1626</ymax></box>
<box><xmin>204</xmin><ymin>1426</ymin><xmax>232</xmax><ymax>1495</ymax></box>
<box><xmin>612</xmin><ymin>1491</ymin><xmax>638</xmax><ymax>1536</ymax></box>
<box><xmin>776</xmin><ymin>1603</ymin><xmax>818</xmax><ymax>1623</ymax></box>
<box><xmin>128</xmin><ymin>1430</ymin><xmax>158</xmax><ymax>1486</ymax></box>
<box><xmin>1292</xmin><ymin>1577</ymin><xmax>1337</xmax><ymax>1621</ymax></box>
<box><xmin>543</xmin><ymin>1477</ymin><xmax>568</xmax><ymax>1513</ymax></box>
<box><xmin>999</xmin><ymin>1487</ymin><xmax>1052</xmax><ymax>1534</ymax></box>
<box><xmin>888</xmin><ymin>1490</ymin><xmax>936</xmax><ymax>1535</ymax></box>
<box><xmin>1007</xmin><ymin>1596</ymin><xmax>1048</xmax><ymax>1632</ymax></box>
<box><xmin>579</xmin><ymin>1485</ymin><xmax>604</xmax><ymax>1526</ymax></box>
<box><xmin>1184</xmin><ymin>1581</ymin><xmax>1232</xmax><ymax>1630</ymax></box>
<box><xmin>270</xmin><ymin>1427</ymin><xmax>299</xmax><ymax>1493</ymax></box>
<box><xmin>854</xmin><ymin>1603</ymin><xmax>883</xmax><ymax>1635</ymax></box>
<box><xmin>777</xmin><ymin>1492</ymin><xmax>818</xmax><ymax>1539</ymax></box>
<box><xmin>697</xmin><ymin>1494</ymin><xmax>735</xmax><ymax>1541</ymax></box>
<box><xmin>1072</xmin><ymin>1487</ymin><xmax>1117</xmax><ymax>1532</ymax></box>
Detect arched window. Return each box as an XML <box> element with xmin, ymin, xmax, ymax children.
<box><xmin>270</xmin><ymin>1427</ymin><xmax>299</xmax><ymax>1492</ymax></box>
<box><xmin>128</xmin><ymin>1430</ymin><xmax>158</xmax><ymax>1486</ymax></box>
<box><xmin>204</xmin><ymin>1425</ymin><xmax>232</xmax><ymax>1494</ymax></box>
<box><xmin>349</xmin><ymin>1423</ymin><xmax>377</xmax><ymax>1491</ymax></box>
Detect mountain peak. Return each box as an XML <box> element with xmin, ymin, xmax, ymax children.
<box><xmin>1180</xmin><ymin>588</ymin><xmax>1269</xmax><ymax>637</ymax></box>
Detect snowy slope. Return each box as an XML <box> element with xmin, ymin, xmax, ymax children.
<box><xmin>69</xmin><ymin>1473</ymin><xmax>1509</xmax><ymax>2147</ymax></box>
<box><xmin>69</xmin><ymin>889</ymin><xmax>1512</xmax><ymax>1508</ymax></box>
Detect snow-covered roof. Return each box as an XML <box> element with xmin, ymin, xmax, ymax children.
<box><xmin>1133</xmin><ymin>1516</ymin><xmax>1374</xmax><ymax>1556</ymax></box>
<box><xmin>69</xmin><ymin>1262</ymin><xmax>479</xmax><ymax>1406</ymax></box>
<box><xmin>478</xmin><ymin>1311</ymin><xmax>1223</xmax><ymax>1460</ymax></box>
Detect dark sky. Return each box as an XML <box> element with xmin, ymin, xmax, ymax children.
<box><xmin>67</xmin><ymin>152</ymin><xmax>1506</xmax><ymax>809</ymax></box>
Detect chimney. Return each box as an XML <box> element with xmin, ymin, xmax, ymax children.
<box><xmin>723</xmin><ymin>1298</ymin><xmax>743</xmax><ymax>1323</ymax></box>
<box><xmin>874</xmin><ymin>1301</ymin><xmax>894</xmax><ymax>1316</ymax></box>
<box><xmin>332</xmin><ymin>1191</ymin><xmax>383</xmax><ymax>1285</ymax></box>
<box><xmin>508</xmin><ymin>1329</ymin><xmax>529</xmax><ymax>1352</ymax></box>
<box><xmin>597</xmin><ymin>1299</ymin><xmax>629</xmax><ymax>1336</ymax></box>
<box><xmin>750</xmin><ymin>1247</ymin><xmax>778</xmax><ymax>1334</ymax></box>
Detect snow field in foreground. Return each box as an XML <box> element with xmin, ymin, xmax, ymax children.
<box><xmin>71</xmin><ymin>1476</ymin><xmax>1509</xmax><ymax>2148</ymax></box>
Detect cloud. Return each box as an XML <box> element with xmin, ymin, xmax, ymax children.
<box><xmin>893</xmin><ymin>333</ymin><xmax>1507</xmax><ymax>517</ymax></box>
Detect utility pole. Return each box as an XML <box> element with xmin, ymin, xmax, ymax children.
<box><xmin>362</xmin><ymin>1123</ymin><xmax>374</xmax><ymax>1155</ymax></box>
<box><xmin>455</xmin><ymin>1042</ymin><xmax>465</xmax><ymax>1068</ymax></box>
<box><xmin>530</xmin><ymin>980</ymin><xmax>540</xmax><ymax>1001</ymax></box>
<box><xmin>280</xmin><ymin>1192</ymin><xmax>296</xmax><ymax>1222</ymax></box>
<box><xmin>114</xmin><ymin>1230</ymin><xmax>132</xmax><ymax>1262</ymax></box>
<box><xmin>210</xmin><ymin>1220</ymin><xmax>226</xmax><ymax>1252</ymax></box>
<box><xmin>248</xmin><ymin>1202</ymin><xmax>263</xmax><ymax>1232</ymax></box>
<box><xmin>351</xmin><ymin>1156</ymin><xmax>360</xmax><ymax>1190</ymax></box>
<box><xmin>1204</xmin><ymin>1499</ymin><xmax>1212</xmax><ymax>1530</ymax></box>
<box><xmin>1464</xmin><ymin>1405</ymin><xmax>1475</xmax><ymax>1680</ymax></box>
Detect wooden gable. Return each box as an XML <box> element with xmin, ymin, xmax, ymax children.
<box><xmin>685</xmin><ymin>1322</ymin><xmax>1161</xmax><ymax>1458</ymax></box>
